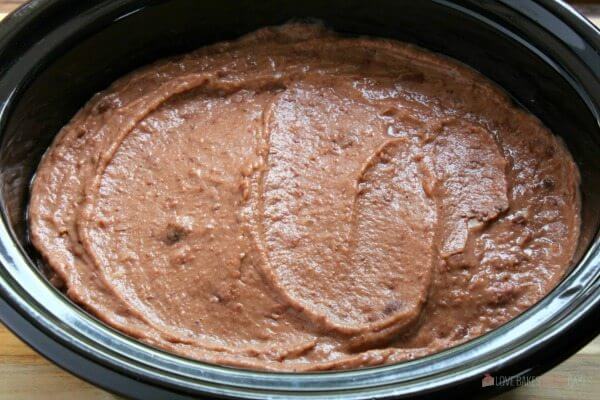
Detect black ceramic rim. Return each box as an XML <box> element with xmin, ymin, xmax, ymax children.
<box><xmin>0</xmin><ymin>1</ymin><xmax>598</xmax><ymax>399</ymax></box>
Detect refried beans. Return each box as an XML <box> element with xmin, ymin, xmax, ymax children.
<box><xmin>28</xmin><ymin>24</ymin><xmax>580</xmax><ymax>371</ymax></box>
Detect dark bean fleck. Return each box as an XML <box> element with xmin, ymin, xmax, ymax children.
<box><xmin>93</xmin><ymin>96</ymin><xmax>119</xmax><ymax>114</ymax></box>
<box><xmin>383</xmin><ymin>300</ymin><xmax>403</xmax><ymax>315</ymax></box>
<box><xmin>165</xmin><ymin>224</ymin><xmax>188</xmax><ymax>245</ymax></box>
<box><xmin>542</xmin><ymin>178</ymin><xmax>555</xmax><ymax>190</ymax></box>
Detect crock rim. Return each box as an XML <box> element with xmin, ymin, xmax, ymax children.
<box><xmin>0</xmin><ymin>0</ymin><xmax>598</xmax><ymax>399</ymax></box>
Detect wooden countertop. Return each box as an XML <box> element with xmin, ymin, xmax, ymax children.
<box><xmin>0</xmin><ymin>1</ymin><xmax>598</xmax><ymax>399</ymax></box>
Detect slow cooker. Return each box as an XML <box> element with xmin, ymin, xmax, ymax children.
<box><xmin>0</xmin><ymin>0</ymin><xmax>598</xmax><ymax>398</ymax></box>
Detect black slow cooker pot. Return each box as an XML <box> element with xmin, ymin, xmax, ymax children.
<box><xmin>0</xmin><ymin>1</ymin><xmax>598</xmax><ymax>399</ymax></box>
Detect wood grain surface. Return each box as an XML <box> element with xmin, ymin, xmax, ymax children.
<box><xmin>0</xmin><ymin>1</ymin><xmax>598</xmax><ymax>399</ymax></box>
